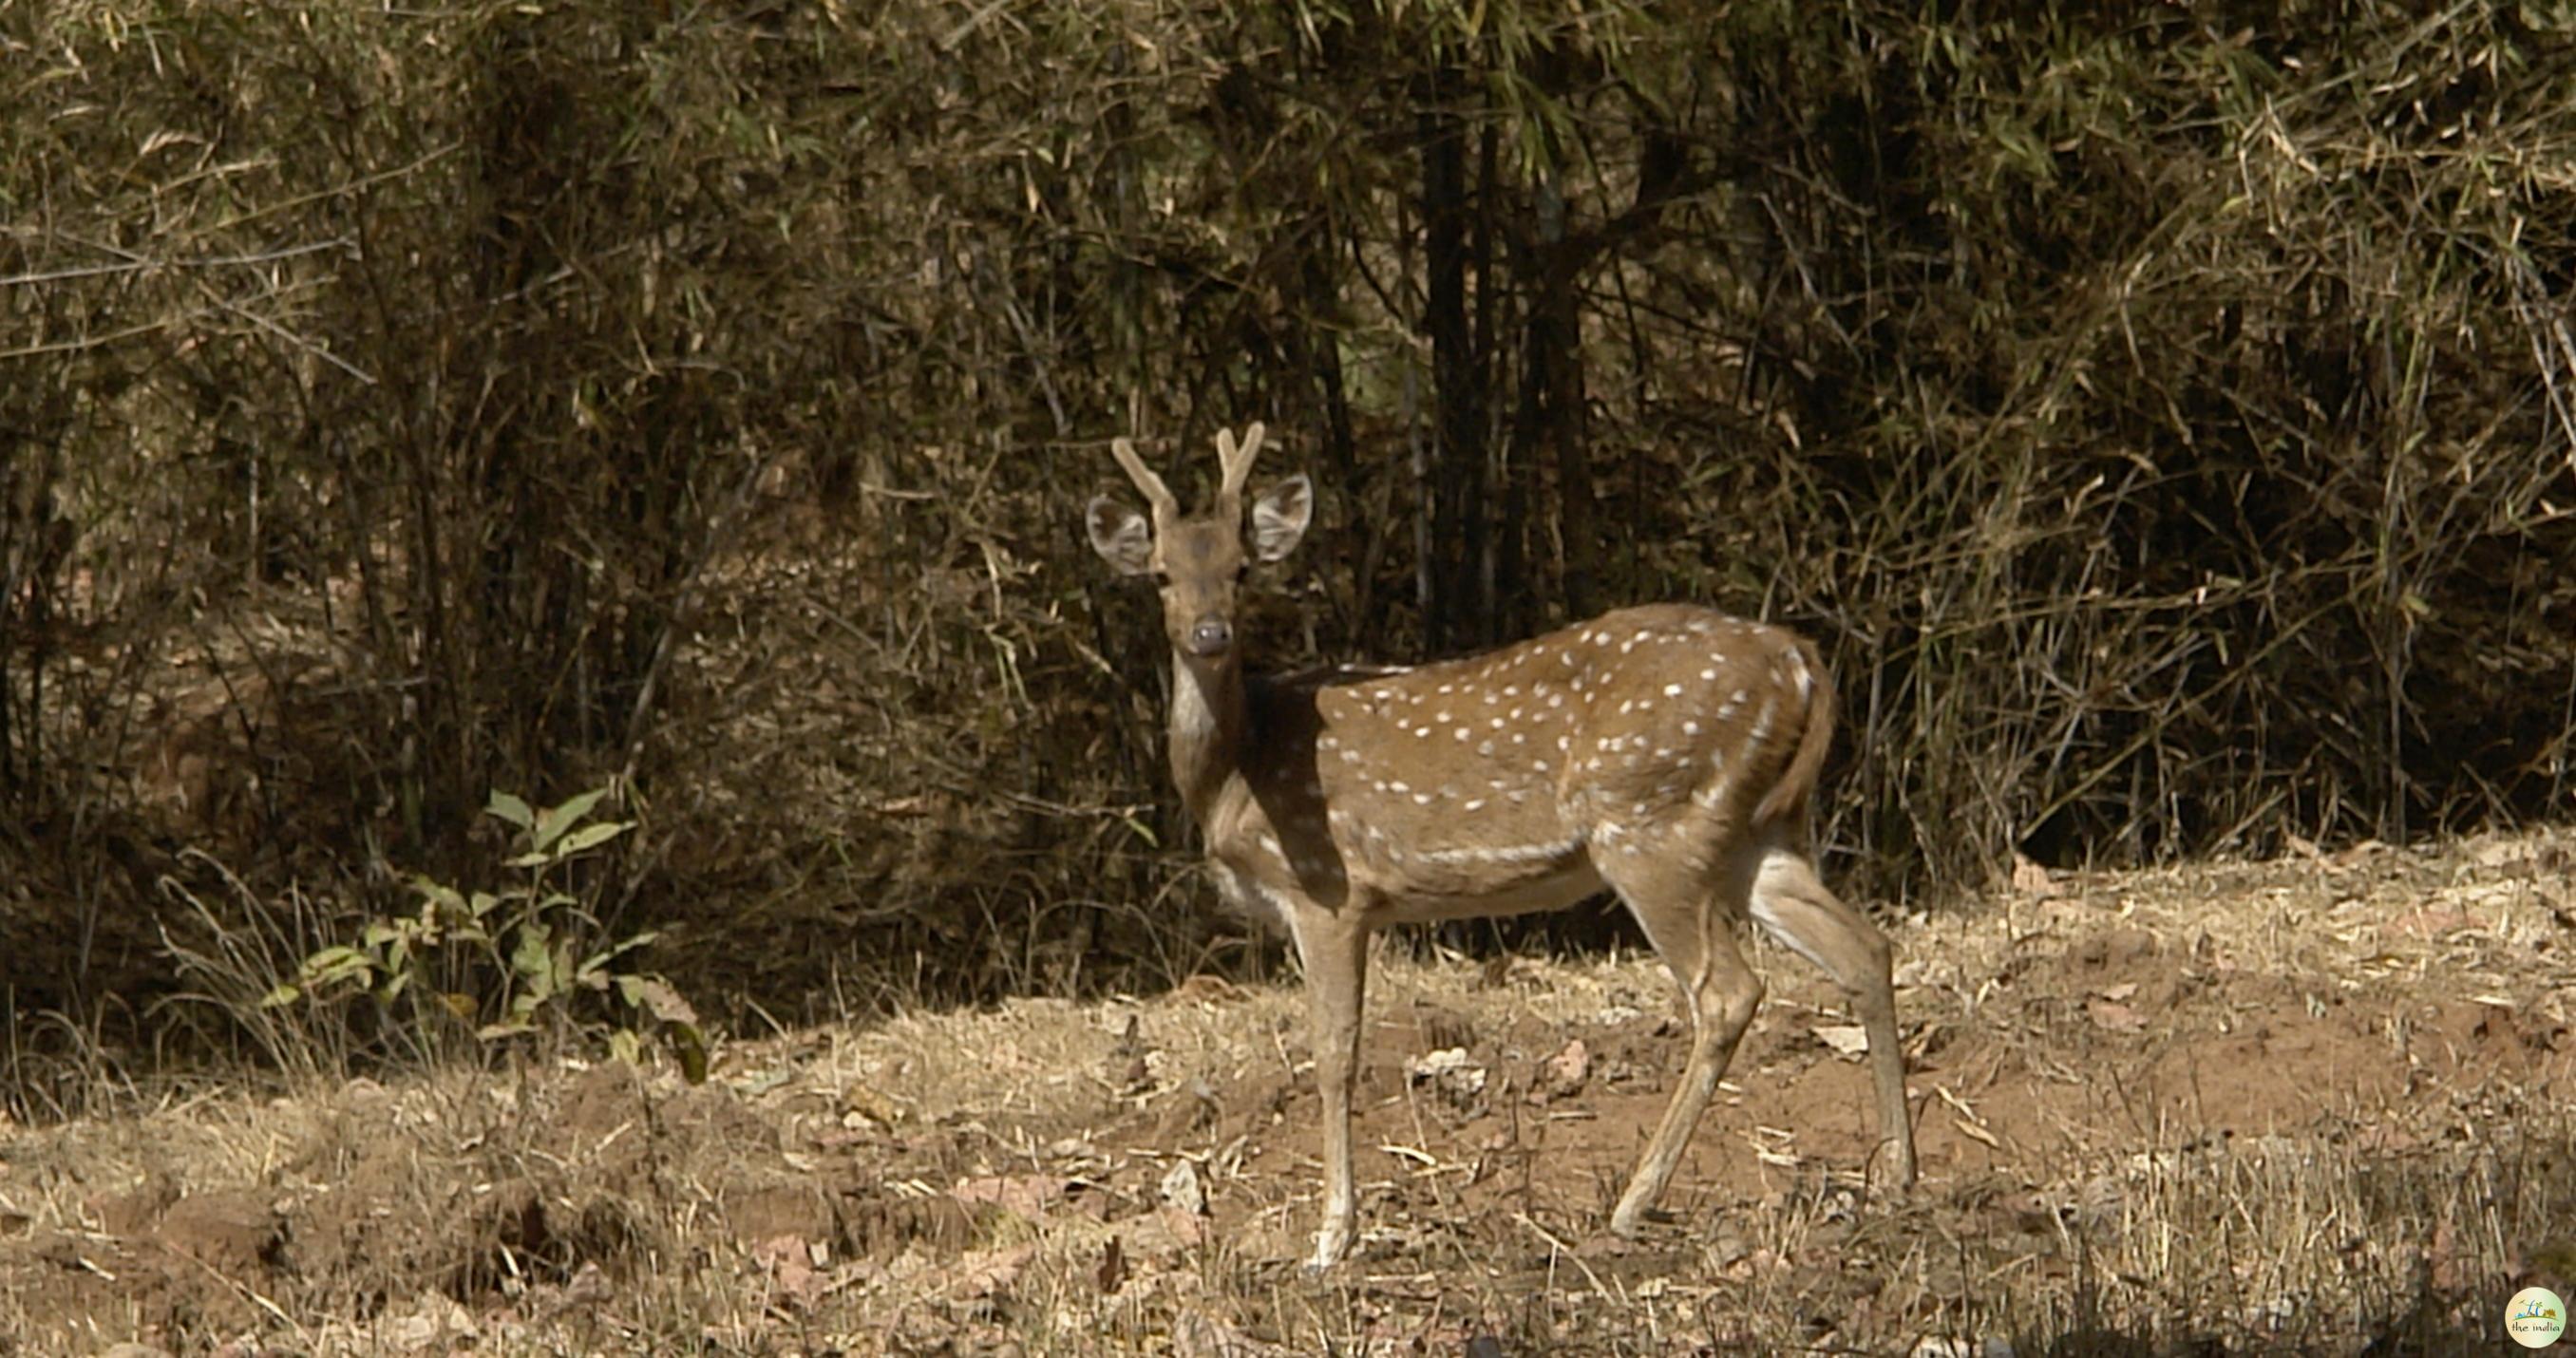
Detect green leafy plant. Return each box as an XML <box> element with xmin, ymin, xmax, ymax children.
<box><xmin>265</xmin><ymin>788</ymin><xmax>708</xmax><ymax>1082</ymax></box>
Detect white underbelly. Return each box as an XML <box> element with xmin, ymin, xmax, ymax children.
<box><xmin>1371</xmin><ymin>856</ymin><xmax>1606</xmax><ymax>925</ymax></box>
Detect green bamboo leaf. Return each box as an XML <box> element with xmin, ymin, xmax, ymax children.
<box><xmin>596</xmin><ymin>930</ymin><xmax>660</xmax><ymax>963</ymax></box>
<box><xmin>616</xmin><ymin>974</ymin><xmax>699</xmax><ymax>1026</ymax></box>
<box><xmin>486</xmin><ymin>790</ymin><xmax>536</xmax><ymax>829</ymax></box>
<box><xmin>413</xmin><ymin>877</ymin><xmax>467</xmax><ymax>915</ymax></box>
<box><xmin>512</xmin><ymin>922</ymin><xmax>556</xmax><ymax>987</ymax></box>
<box><xmin>533</xmin><ymin>788</ymin><xmax>610</xmax><ymax>853</ymax></box>
<box><xmin>547</xmin><ymin>820</ymin><xmax>631</xmax><ymax>861</ymax></box>
<box><xmin>299</xmin><ymin>946</ymin><xmax>369</xmax><ymax>986</ymax></box>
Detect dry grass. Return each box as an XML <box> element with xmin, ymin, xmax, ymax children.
<box><xmin>6</xmin><ymin>825</ymin><xmax>2575</xmax><ymax>1354</ymax></box>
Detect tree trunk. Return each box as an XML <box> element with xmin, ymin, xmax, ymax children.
<box><xmin>1533</xmin><ymin>170</ymin><xmax>1597</xmax><ymax>622</ymax></box>
<box><xmin>1418</xmin><ymin>63</ymin><xmax>1481</xmax><ymax>654</ymax></box>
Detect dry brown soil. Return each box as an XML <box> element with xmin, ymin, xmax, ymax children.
<box><xmin>6</xmin><ymin>829</ymin><xmax>2575</xmax><ymax>1353</ymax></box>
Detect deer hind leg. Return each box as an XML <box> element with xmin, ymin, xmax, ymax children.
<box><xmin>1746</xmin><ymin>844</ymin><xmax>1917</xmax><ymax>1190</ymax></box>
<box><xmin>1287</xmin><ymin>900</ymin><xmax>1372</xmax><ymax>1268</ymax></box>
<box><xmin>1601</xmin><ymin>838</ymin><xmax>1765</xmax><ymax>1237</ymax></box>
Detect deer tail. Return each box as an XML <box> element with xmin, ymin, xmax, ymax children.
<box><xmin>1752</xmin><ymin>635</ymin><xmax>1835</xmax><ymax>828</ymax></box>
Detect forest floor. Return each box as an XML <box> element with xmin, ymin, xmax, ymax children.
<box><xmin>6</xmin><ymin>827</ymin><xmax>2575</xmax><ymax>1355</ymax></box>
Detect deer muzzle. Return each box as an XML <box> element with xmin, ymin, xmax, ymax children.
<box><xmin>1185</xmin><ymin>617</ymin><xmax>1234</xmax><ymax>657</ymax></box>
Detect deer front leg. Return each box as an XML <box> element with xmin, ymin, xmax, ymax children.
<box><xmin>1290</xmin><ymin>904</ymin><xmax>1371</xmax><ymax>1268</ymax></box>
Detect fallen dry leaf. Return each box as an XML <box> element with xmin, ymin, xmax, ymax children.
<box><xmin>1171</xmin><ymin>973</ymin><xmax>1248</xmax><ymax>1005</ymax></box>
<box><xmin>1813</xmin><ymin>1024</ymin><xmax>1869</xmax><ymax>1058</ymax></box>
<box><xmin>371</xmin><ymin>1290</ymin><xmax>478</xmax><ymax>1351</ymax></box>
<box><xmin>2087</xmin><ymin>998</ymin><xmax>2147</xmax><ymax>1032</ymax></box>
<box><xmin>945</xmin><ymin>1243</ymin><xmax>1038</xmax><ymax>1302</ymax></box>
<box><xmin>1130</xmin><ymin>1203</ymin><xmax>1206</xmax><ymax>1256</ymax></box>
<box><xmin>750</xmin><ymin>1233</ymin><xmax>826</xmax><ymax>1307</ymax></box>
<box><xmin>1994</xmin><ymin>1189</ymin><xmax>2063</xmax><ymax>1232</ymax></box>
<box><xmin>1409</xmin><ymin>1047</ymin><xmax>1487</xmax><ymax>1104</ymax></box>
<box><xmin>952</xmin><ymin>1174</ymin><xmax>1055</xmax><ymax>1217</ymax></box>
<box><xmin>1530</xmin><ymin>1037</ymin><xmax>1589</xmax><ymax>1102</ymax></box>
<box><xmin>952</xmin><ymin>1174</ymin><xmax>1102</xmax><ymax>1221</ymax></box>
<box><xmin>2469</xmin><ymin>838</ymin><xmax>2529</xmax><ymax>870</ymax></box>
<box><xmin>2428</xmin><ymin>1215</ymin><xmax>2468</xmax><ymax>1293</ymax></box>
<box><xmin>2388</xmin><ymin>908</ymin><xmax>2474</xmax><ymax>937</ymax></box>
<box><xmin>1160</xmin><ymin>1159</ymin><xmax>1207</xmax><ymax>1216</ymax></box>
<box><xmin>840</xmin><ymin>1083</ymin><xmax>901</xmax><ymax>1128</ymax></box>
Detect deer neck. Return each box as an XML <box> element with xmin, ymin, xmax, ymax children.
<box><xmin>1166</xmin><ymin>651</ymin><xmax>1251</xmax><ymax>824</ymax></box>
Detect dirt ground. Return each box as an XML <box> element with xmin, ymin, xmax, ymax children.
<box><xmin>5</xmin><ymin>827</ymin><xmax>2575</xmax><ymax>1354</ymax></box>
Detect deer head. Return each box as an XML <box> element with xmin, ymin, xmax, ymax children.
<box><xmin>1084</xmin><ymin>423</ymin><xmax>1313</xmax><ymax>666</ymax></box>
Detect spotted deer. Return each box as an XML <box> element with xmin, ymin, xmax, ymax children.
<box><xmin>1086</xmin><ymin>424</ymin><xmax>1916</xmax><ymax>1267</ymax></box>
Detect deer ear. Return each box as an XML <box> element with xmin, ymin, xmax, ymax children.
<box><xmin>1086</xmin><ymin>496</ymin><xmax>1155</xmax><ymax>575</ymax></box>
<box><xmin>1249</xmin><ymin>474</ymin><xmax>1312</xmax><ymax>562</ymax></box>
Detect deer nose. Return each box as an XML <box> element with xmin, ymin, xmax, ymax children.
<box><xmin>1186</xmin><ymin>617</ymin><xmax>1233</xmax><ymax>656</ymax></box>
